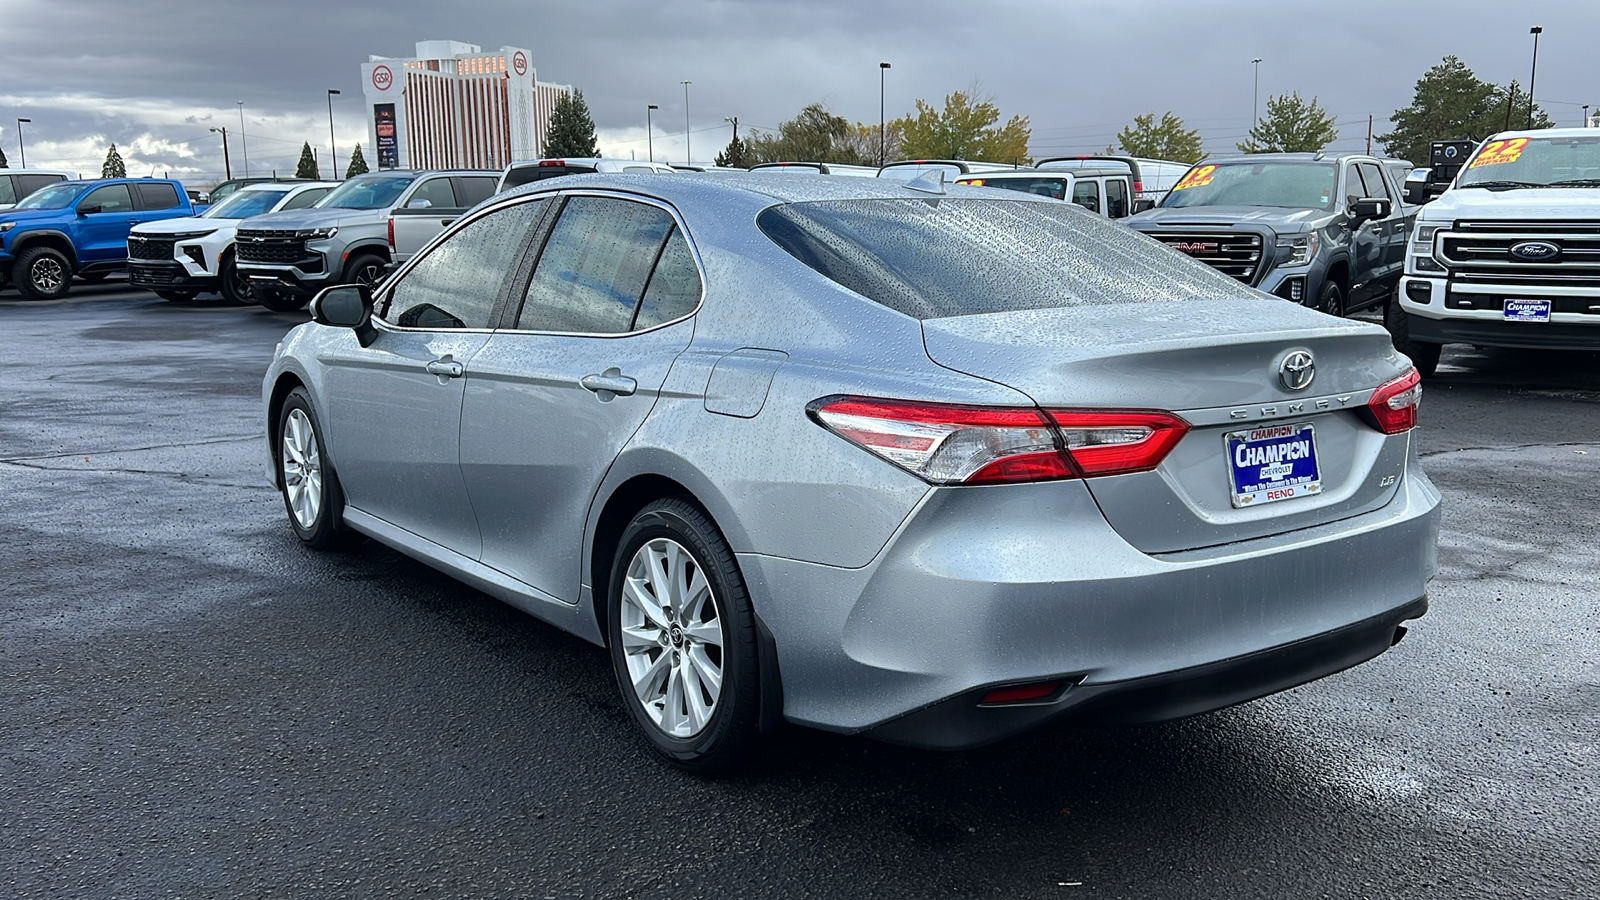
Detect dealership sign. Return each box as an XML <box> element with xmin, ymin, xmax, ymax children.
<box><xmin>374</xmin><ymin>104</ymin><xmax>399</xmax><ymax>168</ymax></box>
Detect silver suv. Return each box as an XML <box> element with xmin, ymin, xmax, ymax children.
<box><xmin>236</xmin><ymin>170</ymin><xmax>496</xmax><ymax>311</ymax></box>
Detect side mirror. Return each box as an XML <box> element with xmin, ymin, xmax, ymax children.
<box><xmin>1403</xmin><ymin>183</ymin><xmax>1427</xmax><ymax>206</ymax></box>
<box><xmin>310</xmin><ymin>284</ymin><xmax>378</xmax><ymax>347</ymax></box>
<box><xmin>1132</xmin><ymin>198</ymin><xmax>1157</xmax><ymax>214</ymax></box>
<box><xmin>1350</xmin><ymin>197</ymin><xmax>1392</xmax><ymax>221</ymax></box>
<box><xmin>407</xmin><ymin>197</ymin><xmax>432</xmax><ymax>209</ymax></box>
<box><xmin>78</xmin><ymin>204</ymin><xmax>102</xmax><ymax>216</ymax></box>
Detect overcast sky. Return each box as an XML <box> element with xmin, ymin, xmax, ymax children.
<box><xmin>2</xmin><ymin>0</ymin><xmax>1596</xmax><ymax>184</ymax></box>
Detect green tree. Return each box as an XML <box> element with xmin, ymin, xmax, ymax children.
<box><xmin>1481</xmin><ymin>80</ymin><xmax>1555</xmax><ymax>136</ymax></box>
<box><xmin>543</xmin><ymin>89</ymin><xmax>599</xmax><ymax>158</ymax></box>
<box><xmin>1116</xmin><ymin>111</ymin><xmax>1205</xmax><ymax>163</ymax></box>
<box><xmin>1237</xmin><ymin>92</ymin><xmax>1339</xmax><ymax>153</ymax></box>
<box><xmin>714</xmin><ymin>134</ymin><xmax>754</xmax><ymax>168</ymax></box>
<box><xmin>1378</xmin><ymin>58</ymin><xmax>1557</xmax><ymax>163</ymax></box>
<box><xmin>894</xmin><ymin>90</ymin><xmax>1031</xmax><ymax>163</ymax></box>
<box><xmin>345</xmin><ymin>143</ymin><xmax>369</xmax><ymax>177</ymax></box>
<box><xmin>747</xmin><ymin>103</ymin><xmax>853</xmax><ymax>164</ymax></box>
<box><xmin>295</xmin><ymin>142</ymin><xmax>320</xmax><ymax>179</ymax></box>
<box><xmin>0</xmin><ymin>144</ymin><xmax>8</xmax><ymax>168</ymax></box>
<box><xmin>101</xmin><ymin>143</ymin><xmax>126</xmax><ymax>178</ymax></box>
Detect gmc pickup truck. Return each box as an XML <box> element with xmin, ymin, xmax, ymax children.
<box><xmin>1390</xmin><ymin>127</ymin><xmax>1600</xmax><ymax>375</ymax></box>
<box><xmin>235</xmin><ymin>169</ymin><xmax>496</xmax><ymax>311</ymax></box>
<box><xmin>1127</xmin><ymin>152</ymin><xmax>1415</xmax><ymax>317</ymax></box>
<box><xmin>0</xmin><ymin>178</ymin><xmax>195</xmax><ymax>299</ymax></box>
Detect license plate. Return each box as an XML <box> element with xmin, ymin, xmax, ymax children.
<box><xmin>1504</xmin><ymin>299</ymin><xmax>1551</xmax><ymax>322</ymax></box>
<box><xmin>1225</xmin><ymin>422</ymin><xmax>1322</xmax><ymax>508</ymax></box>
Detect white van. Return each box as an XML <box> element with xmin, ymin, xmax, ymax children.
<box><xmin>1036</xmin><ymin>156</ymin><xmax>1192</xmax><ymax>207</ymax></box>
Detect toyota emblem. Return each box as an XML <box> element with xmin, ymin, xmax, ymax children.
<box><xmin>1279</xmin><ymin>350</ymin><xmax>1316</xmax><ymax>391</ymax></box>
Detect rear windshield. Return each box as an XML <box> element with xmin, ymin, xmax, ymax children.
<box><xmin>757</xmin><ymin>198</ymin><xmax>1246</xmax><ymax>320</ymax></box>
<box><xmin>1161</xmin><ymin>162</ymin><xmax>1337</xmax><ymax>210</ymax></box>
<box><xmin>957</xmin><ymin>176</ymin><xmax>1070</xmax><ymax>200</ymax></box>
<box><xmin>502</xmin><ymin>165</ymin><xmax>596</xmax><ymax>189</ymax></box>
<box><xmin>877</xmin><ymin>163</ymin><xmax>964</xmax><ymax>182</ymax></box>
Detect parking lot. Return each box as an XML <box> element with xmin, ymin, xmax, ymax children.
<box><xmin>2</xmin><ymin>280</ymin><xmax>1597</xmax><ymax>898</ymax></box>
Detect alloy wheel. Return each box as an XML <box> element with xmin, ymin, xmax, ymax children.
<box><xmin>619</xmin><ymin>537</ymin><xmax>725</xmax><ymax>738</ymax></box>
<box><xmin>30</xmin><ymin>257</ymin><xmax>65</xmax><ymax>292</ymax></box>
<box><xmin>281</xmin><ymin>408</ymin><xmax>324</xmax><ymax>530</ymax></box>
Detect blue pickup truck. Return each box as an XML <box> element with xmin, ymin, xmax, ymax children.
<box><xmin>0</xmin><ymin>178</ymin><xmax>196</xmax><ymax>299</ymax></box>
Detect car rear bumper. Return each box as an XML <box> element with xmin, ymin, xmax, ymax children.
<box><xmin>742</xmin><ymin>460</ymin><xmax>1440</xmax><ymax>748</ymax></box>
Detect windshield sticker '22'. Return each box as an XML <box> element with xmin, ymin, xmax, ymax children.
<box><xmin>1172</xmin><ymin>165</ymin><xmax>1218</xmax><ymax>190</ymax></box>
<box><xmin>1468</xmin><ymin>138</ymin><xmax>1530</xmax><ymax>168</ymax></box>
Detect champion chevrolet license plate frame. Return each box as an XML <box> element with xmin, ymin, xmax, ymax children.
<box><xmin>1225</xmin><ymin>421</ymin><xmax>1323</xmax><ymax>508</ymax></box>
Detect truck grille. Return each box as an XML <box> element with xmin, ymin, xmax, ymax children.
<box><xmin>1441</xmin><ymin>221</ymin><xmax>1600</xmax><ymax>291</ymax></box>
<box><xmin>1151</xmin><ymin>232</ymin><xmax>1264</xmax><ymax>284</ymax></box>
<box><xmin>127</xmin><ymin>235</ymin><xmax>176</xmax><ymax>261</ymax></box>
<box><xmin>236</xmin><ymin>229</ymin><xmax>311</xmax><ymax>265</ymax></box>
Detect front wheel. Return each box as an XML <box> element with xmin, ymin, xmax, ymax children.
<box><xmin>218</xmin><ymin>253</ymin><xmax>252</xmax><ymax>305</ymax></box>
<box><xmin>277</xmin><ymin>387</ymin><xmax>351</xmax><ymax>549</ymax></box>
<box><xmin>1317</xmin><ymin>279</ymin><xmax>1345</xmax><ymax>318</ymax></box>
<box><xmin>14</xmin><ymin>246</ymin><xmax>73</xmax><ymax>300</ymax></box>
<box><xmin>1385</xmin><ymin>295</ymin><xmax>1442</xmax><ymax>377</ymax></box>
<box><xmin>608</xmin><ymin>499</ymin><xmax>760</xmax><ymax>773</ymax></box>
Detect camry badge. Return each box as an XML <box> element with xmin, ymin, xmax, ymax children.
<box><xmin>1279</xmin><ymin>350</ymin><xmax>1316</xmax><ymax>391</ymax></box>
<box><xmin>1509</xmin><ymin>240</ymin><xmax>1560</xmax><ymax>262</ymax></box>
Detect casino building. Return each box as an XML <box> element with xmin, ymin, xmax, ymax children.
<box><xmin>359</xmin><ymin>40</ymin><xmax>574</xmax><ymax>171</ymax></box>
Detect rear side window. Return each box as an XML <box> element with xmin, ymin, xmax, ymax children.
<box><xmin>635</xmin><ymin>229</ymin><xmax>701</xmax><ymax>329</ymax></box>
<box><xmin>456</xmin><ymin>177</ymin><xmax>497</xmax><ymax>208</ymax></box>
<box><xmin>135</xmin><ymin>182</ymin><xmax>182</xmax><ymax>210</ymax></box>
<box><xmin>16</xmin><ymin>174</ymin><xmax>65</xmax><ymax>197</ymax></box>
<box><xmin>1105</xmin><ymin>179</ymin><xmax>1128</xmax><ymax>218</ymax></box>
<box><xmin>0</xmin><ymin>177</ymin><xmax>15</xmax><ymax>205</ymax></box>
<box><xmin>281</xmin><ymin>188</ymin><xmax>328</xmax><ymax>210</ymax></box>
<box><xmin>516</xmin><ymin>197</ymin><xmax>681</xmax><ymax>334</ymax></box>
<box><xmin>757</xmin><ymin>198</ymin><xmax>1249</xmax><ymax>320</ymax></box>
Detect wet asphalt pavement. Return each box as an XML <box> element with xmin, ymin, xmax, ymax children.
<box><xmin>2</xmin><ymin>280</ymin><xmax>1597</xmax><ymax>899</ymax></box>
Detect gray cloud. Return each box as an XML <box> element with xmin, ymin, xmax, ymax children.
<box><xmin>3</xmin><ymin>0</ymin><xmax>1596</xmax><ymax>183</ymax></box>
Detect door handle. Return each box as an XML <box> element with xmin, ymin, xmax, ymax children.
<box><xmin>440</xmin><ymin>217</ymin><xmax>456</xmax><ymax>227</ymax></box>
<box><xmin>425</xmin><ymin>357</ymin><xmax>464</xmax><ymax>378</ymax></box>
<box><xmin>580</xmin><ymin>368</ymin><xmax>637</xmax><ymax>398</ymax></box>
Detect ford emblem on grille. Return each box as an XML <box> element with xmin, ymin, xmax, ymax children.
<box><xmin>1278</xmin><ymin>350</ymin><xmax>1315</xmax><ymax>392</ymax></box>
<box><xmin>1509</xmin><ymin>240</ymin><xmax>1560</xmax><ymax>262</ymax></box>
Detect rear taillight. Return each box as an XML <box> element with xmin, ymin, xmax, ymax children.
<box><xmin>386</xmin><ymin>216</ymin><xmax>394</xmax><ymax>250</ymax></box>
<box><xmin>808</xmin><ymin>397</ymin><xmax>1189</xmax><ymax>486</ymax></box>
<box><xmin>1366</xmin><ymin>368</ymin><xmax>1422</xmax><ymax>434</ymax></box>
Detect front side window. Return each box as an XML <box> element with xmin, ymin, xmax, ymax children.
<box><xmin>381</xmin><ymin>200</ymin><xmax>545</xmax><ymax>329</ymax></box>
<box><xmin>1357</xmin><ymin>163</ymin><xmax>1391</xmax><ymax>202</ymax></box>
<box><xmin>1071</xmin><ymin>179</ymin><xmax>1101</xmax><ymax>213</ymax></box>
<box><xmin>406</xmin><ymin>178</ymin><xmax>457</xmax><ymax>209</ymax></box>
<box><xmin>516</xmin><ymin>197</ymin><xmax>681</xmax><ymax>334</ymax></box>
<box><xmin>82</xmin><ymin>184</ymin><xmax>134</xmax><ymax>214</ymax></box>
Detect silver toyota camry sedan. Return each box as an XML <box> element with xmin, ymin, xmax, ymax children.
<box><xmin>262</xmin><ymin>173</ymin><xmax>1440</xmax><ymax>772</ymax></box>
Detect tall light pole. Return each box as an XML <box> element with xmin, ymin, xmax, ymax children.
<box><xmin>327</xmin><ymin>89</ymin><xmax>341</xmax><ymax>179</ymax></box>
<box><xmin>647</xmin><ymin>104</ymin><xmax>659</xmax><ymax>162</ymax></box>
<box><xmin>237</xmin><ymin>101</ymin><xmax>250</xmax><ymax>177</ymax></box>
<box><xmin>209</xmin><ymin>126</ymin><xmax>232</xmax><ymax>180</ymax></box>
<box><xmin>1251</xmin><ymin>58</ymin><xmax>1263</xmax><ymax>133</ymax></box>
<box><xmin>1526</xmin><ymin>26</ymin><xmax>1543</xmax><ymax>130</ymax></box>
<box><xmin>15</xmin><ymin>117</ymin><xmax>30</xmax><ymax>168</ymax></box>
<box><xmin>879</xmin><ymin>61</ymin><xmax>891</xmax><ymax>166</ymax></box>
<box><xmin>681</xmin><ymin>81</ymin><xmax>692</xmax><ymax>165</ymax></box>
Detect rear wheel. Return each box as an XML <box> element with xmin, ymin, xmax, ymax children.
<box><xmin>14</xmin><ymin>246</ymin><xmax>73</xmax><ymax>300</ymax></box>
<box><xmin>1317</xmin><ymin>279</ymin><xmax>1345</xmax><ymax>318</ymax></box>
<box><xmin>608</xmin><ymin>499</ymin><xmax>760</xmax><ymax>774</ymax></box>
<box><xmin>1385</xmin><ymin>295</ymin><xmax>1442</xmax><ymax>377</ymax></box>
<box><xmin>218</xmin><ymin>253</ymin><xmax>251</xmax><ymax>305</ymax></box>
<box><xmin>277</xmin><ymin>387</ymin><xmax>351</xmax><ymax>549</ymax></box>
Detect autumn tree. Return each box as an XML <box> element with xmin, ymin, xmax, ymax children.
<box><xmin>1116</xmin><ymin>111</ymin><xmax>1205</xmax><ymax>163</ymax></box>
<box><xmin>295</xmin><ymin>142</ymin><xmax>320</xmax><ymax>179</ymax></box>
<box><xmin>345</xmin><ymin>143</ymin><xmax>369</xmax><ymax>177</ymax></box>
<box><xmin>1237</xmin><ymin>92</ymin><xmax>1339</xmax><ymax>153</ymax></box>
<box><xmin>543</xmin><ymin>89</ymin><xmax>600</xmax><ymax>158</ymax></box>
<box><xmin>836</xmin><ymin>121</ymin><xmax>902</xmax><ymax>167</ymax></box>
<box><xmin>895</xmin><ymin>89</ymin><xmax>1031</xmax><ymax>163</ymax></box>
<box><xmin>747</xmin><ymin>103</ymin><xmax>854</xmax><ymax>164</ymax></box>
<box><xmin>101</xmin><ymin>144</ymin><xmax>126</xmax><ymax>178</ymax></box>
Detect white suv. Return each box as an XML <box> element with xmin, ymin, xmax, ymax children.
<box><xmin>1391</xmin><ymin>127</ymin><xmax>1600</xmax><ymax>375</ymax></box>
<box><xmin>127</xmin><ymin>182</ymin><xmax>335</xmax><ymax>303</ymax></box>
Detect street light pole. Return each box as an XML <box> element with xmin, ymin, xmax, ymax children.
<box><xmin>15</xmin><ymin>117</ymin><xmax>30</xmax><ymax>168</ymax></box>
<box><xmin>1526</xmin><ymin>26</ymin><xmax>1543</xmax><ymax>130</ymax></box>
<box><xmin>327</xmin><ymin>89</ymin><xmax>341</xmax><ymax>179</ymax></box>
<box><xmin>647</xmin><ymin>104</ymin><xmax>658</xmax><ymax>162</ymax></box>
<box><xmin>723</xmin><ymin>116</ymin><xmax>739</xmax><ymax>165</ymax></box>
<box><xmin>879</xmin><ymin>62</ymin><xmax>891</xmax><ymax>166</ymax></box>
<box><xmin>1251</xmin><ymin>58</ymin><xmax>1263</xmax><ymax>133</ymax></box>
<box><xmin>237</xmin><ymin>101</ymin><xmax>250</xmax><ymax>177</ymax></box>
<box><xmin>681</xmin><ymin>81</ymin><xmax>692</xmax><ymax>165</ymax></box>
<box><xmin>209</xmin><ymin>127</ymin><xmax>232</xmax><ymax>180</ymax></box>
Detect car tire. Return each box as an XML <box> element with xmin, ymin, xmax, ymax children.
<box><xmin>14</xmin><ymin>246</ymin><xmax>73</xmax><ymax>300</ymax></box>
<box><xmin>1318</xmin><ymin>279</ymin><xmax>1345</xmax><ymax>318</ymax></box>
<box><xmin>276</xmin><ymin>387</ymin><xmax>351</xmax><ymax>550</ymax></box>
<box><xmin>153</xmin><ymin>290</ymin><xmax>197</xmax><ymax>302</ymax></box>
<box><xmin>218</xmin><ymin>253</ymin><xmax>251</xmax><ymax>305</ymax></box>
<box><xmin>1385</xmin><ymin>295</ymin><xmax>1442</xmax><ymax>377</ymax></box>
<box><xmin>255</xmin><ymin>286</ymin><xmax>308</xmax><ymax>312</ymax></box>
<box><xmin>343</xmin><ymin>253</ymin><xmax>388</xmax><ymax>291</ymax></box>
<box><xmin>607</xmin><ymin>498</ymin><xmax>760</xmax><ymax>774</ymax></box>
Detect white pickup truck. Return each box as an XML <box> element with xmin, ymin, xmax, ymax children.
<box><xmin>1391</xmin><ymin>127</ymin><xmax>1600</xmax><ymax>375</ymax></box>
